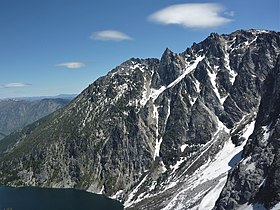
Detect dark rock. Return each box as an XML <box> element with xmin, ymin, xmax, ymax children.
<box><xmin>0</xmin><ymin>29</ymin><xmax>280</xmax><ymax>210</ymax></box>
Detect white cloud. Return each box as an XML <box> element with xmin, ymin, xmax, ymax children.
<box><xmin>224</xmin><ymin>11</ymin><xmax>235</xmax><ymax>17</ymax></box>
<box><xmin>148</xmin><ymin>3</ymin><xmax>233</xmax><ymax>29</ymax></box>
<box><xmin>0</xmin><ymin>83</ymin><xmax>31</xmax><ymax>88</ymax></box>
<box><xmin>56</xmin><ymin>62</ymin><xmax>85</xmax><ymax>69</ymax></box>
<box><xmin>91</xmin><ymin>30</ymin><xmax>133</xmax><ymax>41</ymax></box>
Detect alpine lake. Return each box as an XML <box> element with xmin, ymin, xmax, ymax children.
<box><xmin>0</xmin><ymin>186</ymin><xmax>123</xmax><ymax>210</ymax></box>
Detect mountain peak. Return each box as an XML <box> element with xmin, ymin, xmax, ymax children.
<box><xmin>163</xmin><ymin>47</ymin><xmax>173</xmax><ymax>54</ymax></box>
<box><xmin>0</xmin><ymin>29</ymin><xmax>280</xmax><ymax>210</ymax></box>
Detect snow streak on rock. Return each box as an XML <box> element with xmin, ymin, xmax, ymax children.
<box><xmin>167</xmin><ymin>55</ymin><xmax>205</xmax><ymax>89</ymax></box>
<box><xmin>124</xmin><ymin>174</ymin><xmax>149</xmax><ymax>208</ymax></box>
<box><xmin>140</xmin><ymin>55</ymin><xmax>204</xmax><ymax>106</ymax></box>
<box><xmin>198</xmin><ymin>177</ymin><xmax>227</xmax><ymax>210</ymax></box>
<box><xmin>224</xmin><ymin>43</ymin><xmax>237</xmax><ymax>85</ymax></box>
<box><xmin>163</xmin><ymin>119</ymin><xmax>256</xmax><ymax>210</ymax></box>
<box><xmin>207</xmin><ymin>66</ymin><xmax>225</xmax><ymax>104</ymax></box>
<box><xmin>153</xmin><ymin>105</ymin><xmax>161</xmax><ymax>159</ymax></box>
<box><xmin>1</xmin><ymin>30</ymin><xmax>279</xmax><ymax>210</ymax></box>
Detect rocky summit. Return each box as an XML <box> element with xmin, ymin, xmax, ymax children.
<box><xmin>0</xmin><ymin>29</ymin><xmax>280</xmax><ymax>210</ymax></box>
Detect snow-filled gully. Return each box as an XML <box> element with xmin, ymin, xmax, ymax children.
<box><xmin>141</xmin><ymin>55</ymin><xmax>205</xmax><ymax>106</ymax></box>
<box><xmin>163</xmin><ymin>120</ymin><xmax>256</xmax><ymax>210</ymax></box>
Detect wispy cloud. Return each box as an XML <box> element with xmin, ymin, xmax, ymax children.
<box><xmin>0</xmin><ymin>83</ymin><xmax>31</xmax><ymax>88</ymax></box>
<box><xmin>224</xmin><ymin>11</ymin><xmax>235</xmax><ymax>17</ymax></box>
<box><xmin>148</xmin><ymin>3</ymin><xmax>233</xmax><ymax>29</ymax></box>
<box><xmin>91</xmin><ymin>30</ymin><xmax>133</xmax><ymax>41</ymax></box>
<box><xmin>56</xmin><ymin>62</ymin><xmax>85</xmax><ymax>69</ymax></box>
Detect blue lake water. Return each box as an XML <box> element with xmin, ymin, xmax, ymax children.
<box><xmin>0</xmin><ymin>186</ymin><xmax>123</xmax><ymax>210</ymax></box>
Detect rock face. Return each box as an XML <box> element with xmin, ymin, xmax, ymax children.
<box><xmin>0</xmin><ymin>98</ymin><xmax>71</xmax><ymax>139</ymax></box>
<box><xmin>0</xmin><ymin>29</ymin><xmax>279</xmax><ymax>210</ymax></box>
<box><xmin>215</xmin><ymin>55</ymin><xmax>280</xmax><ymax>210</ymax></box>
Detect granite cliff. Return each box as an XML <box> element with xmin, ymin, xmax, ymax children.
<box><xmin>0</xmin><ymin>29</ymin><xmax>279</xmax><ymax>209</ymax></box>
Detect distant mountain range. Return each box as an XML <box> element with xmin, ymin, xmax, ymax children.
<box><xmin>0</xmin><ymin>97</ymin><xmax>73</xmax><ymax>140</ymax></box>
<box><xmin>1</xmin><ymin>94</ymin><xmax>78</xmax><ymax>101</ymax></box>
<box><xmin>0</xmin><ymin>30</ymin><xmax>280</xmax><ymax>210</ymax></box>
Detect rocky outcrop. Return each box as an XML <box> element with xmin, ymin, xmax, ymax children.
<box><xmin>0</xmin><ymin>29</ymin><xmax>279</xmax><ymax>210</ymax></box>
<box><xmin>215</xmin><ymin>55</ymin><xmax>280</xmax><ymax>210</ymax></box>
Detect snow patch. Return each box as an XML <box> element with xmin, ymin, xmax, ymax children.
<box><xmin>140</xmin><ymin>80</ymin><xmax>149</xmax><ymax>106</ymax></box>
<box><xmin>140</xmin><ymin>86</ymin><xmax>166</xmax><ymax>106</ymax></box>
<box><xmin>224</xmin><ymin>43</ymin><xmax>238</xmax><ymax>85</ymax></box>
<box><xmin>258</xmin><ymin>178</ymin><xmax>266</xmax><ymax>188</ymax></box>
<box><xmin>262</xmin><ymin>125</ymin><xmax>270</xmax><ymax>142</ymax></box>
<box><xmin>160</xmin><ymin>160</ymin><xmax>167</xmax><ymax>173</ymax></box>
<box><xmin>242</xmin><ymin>120</ymin><xmax>256</xmax><ymax>140</ymax></box>
<box><xmin>98</xmin><ymin>185</ymin><xmax>105</xmax><ymax>194</ymax></box>
<box><xmin>250</xmin><ymin>29</ymin><xmax>270</xmax><ymax>35</ymax></box>
<box><xmin>139</xmin><ymin>55</ymin><xmax>204</xmax><ymax>106</ymax></box>
<box><xmin>124</xmin><ymin>174</ymin><xmax>149</xmax><ymax>208</ymax></box>
<box><xmin>198</xmin><ymin>176</ymin><xmax>227</xmax><ymax>210</ymax></box>
<box><xmin>170</xmin><ymin>157</ymin><xmax>187</xmax><ymax>173</ymax></box>
<box><xmin>272</xmin><ymin>202</ymin><xmax>280</xmax><ymax>210</ymax></box>
<box><xmin>164</xmin><ymin>135</ymin><xmax>246</xmax><ymax>210</ymax></box>
<box><xmin>163</xmin><ymin>116</ymin><xmax>254</xmax><ymax>210</ymax></box>
<box><xmin>149</xmin><ymin>181</ymin><xmax>158</xmax><ymax>191</ymax></box>
<box><xmin>86</xmin><ymin>183</ymin><xmax>103</xmax><ymax>194</ymax></box>
<box><xmin>244</xmin><ymin>36</ymin><xmax>258</xmax><ymax>47</ymax></box>
<box><xmin>150</xmin><ymin>86</ymin><xmax>167</xmax><ymax>102</ymax></box>
<box><xmin>193</xmin><ymin>78</ymin><xmax>201</xmax><ymax>92</ymax></box>
<box><xmin>198</xmin><ymin>138</ymin><xmax>245</xmax><ymax>182</ymax></box>
<box><xmin>246</xmin><ymin>162</ymin><xmax>256</xmax><ymax>171</ymax></box>
<box><xmin>167</xmin><ymin>56</ymin><xmax>205</xmax><ymax>89</ymax></box>
<box><xmin>216</xmin><ymin>114</ymin><xmax>230</xmax><ymax>133</ymax></box>
<box><xmin>180</xmin><ymin>144</ymin><xmax>188</xmax><ymax>153</ymax></box>
<box><xmin>154</xmin><ymin>138</ymin><xmax>163</xmax><ymax>159</ymax></box>
<box><xmin>189</xmin><ymin>78</ymin><xmax>201</xmax><ymax>106</ymax></box>
<box><xmin>130</xmin><ymin>63</ymin><xmax>145</xmax><ymax>72</ymax></box>
<box><xmin>153</xmin><ymin>100</ymin><xmax>171</xmax><ymax>160</ymax></box>
<box><xmin>242</xmin><ymin>156</ymin><xmax>252</xmax><ymax>165</ymax></box>
<box><xmin>207</xmin><ymin>67</ymin><xmax>226</xmax><ymax>104</ymax></box>
<box><xmin>111</xmin><ymin>189</ymin><xmax>124</xmax><ymax>200</ymax></box>
<box><xmin>81</xmin><ymin>104</ymin><xmax>93</xmax><ymax>127</ymax></box>
<box><xmin>153</xmin><ymin>105</ymin><xmax>162</xmax><ymax>159</ymax></box>
<box><xmin>190</xmin><ymin>97</ymin><xmax>197</xmax><ymax>106</ymax></box>
<box><xmin>176</xmin><ymin>116</ymin><xmax>229</xmax><ymax>179</ymax></box>
<box><xmin>111</xmin><ymin>61</ymin><xmax>146</xmax><ymax>78</ymax></box>
<box><xmin>115</xmin><ymin>83</ymin><xmax>128</xmax><ymax>101</ymax></box>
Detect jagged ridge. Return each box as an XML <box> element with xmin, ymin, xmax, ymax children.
<box><xmin>0</xmin><ymin>29</ymin><xmax>279</xmax><ymax>210</ymax></box>
<box><xmin>214</xmin><ymin>55</ymin><xmax>280</xmax><ymax>210</ymax></box>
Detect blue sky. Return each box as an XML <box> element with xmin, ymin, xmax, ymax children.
<box><xmin>0</xmin><ymin>0</ymin><xmax>279</xmax><ymax>98</ymax></box>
